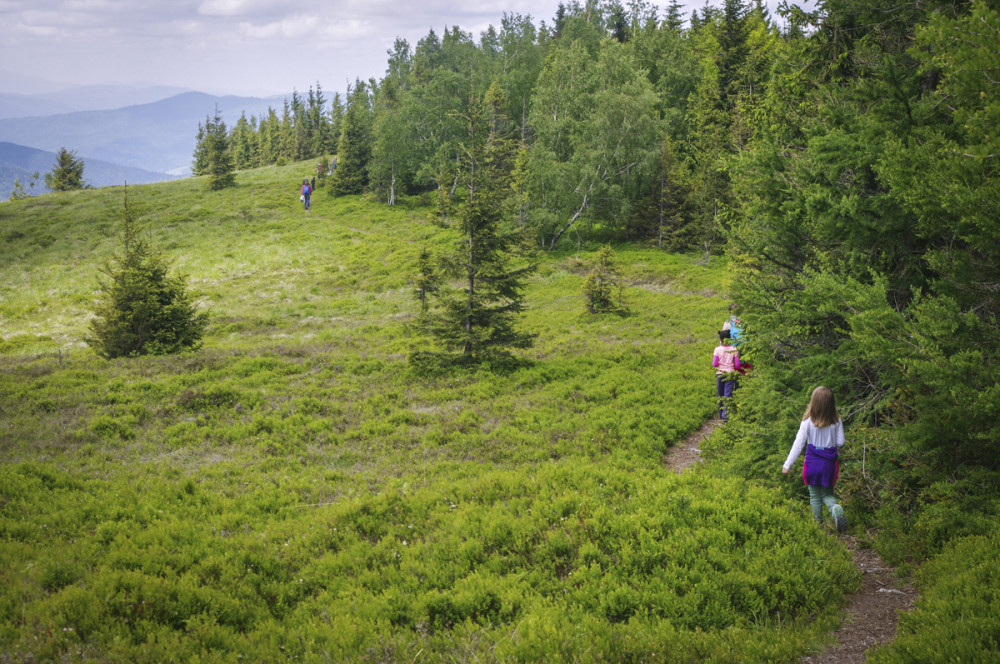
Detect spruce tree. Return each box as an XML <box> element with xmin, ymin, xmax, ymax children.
<box><xmin>329</xmin><ymin>80</ymin><xmax>373</xmax><ymax>196</ymax></box>
<box><xmin>583</xmin><ymin>245</ymin><xmax>628</xmax><ymax>315</ymax></box>
<box><xmin>44</xmin><ymin>147</ymin><xmax>85</xmax><ymax>191</ymax></box>
<box><xmin>207</xmin><ymin>107</ymin><xmax>236</xmax><ymax>190</ymax></box>
<box><xmin>230</xmin><ymin>112</ymin><xmax>256</xmax><ymax>170</ymax></box>
<box><xmin>87</xmin><ymin>188</ymin><xmax>207</xmax><ymax>358</ymax></box>
<box><xmin>193</xmin><ymin>106</ymin><xmax>236</xmax><ymax>189</ymax></box>
<box><xmin>414</xmin><ymin>82</ymin><xmax>535</xmax><ymax>367</ymax></box>
<box><xmin>191</xmin><ymin>121</ymin><xmax>209</xmax><ymax>175</ymax></box>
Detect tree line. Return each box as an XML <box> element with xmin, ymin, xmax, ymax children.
<box><xmin>722</xmin><ymin>0</ymin><xmax>1000</xmax><ymax>577</ymax></box>
<box><xmin>193</xmin><ymin>0</ymin><xmax>788</xmax><ymax>252</ymax></box>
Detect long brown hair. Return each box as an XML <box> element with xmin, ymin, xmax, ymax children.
<box><xmin>803</xmin><ymin>386</ymin><xmax>840</xmax><ymax>427</ymax></box>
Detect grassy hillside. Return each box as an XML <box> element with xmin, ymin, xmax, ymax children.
<box><xmin>0</xmin><ymin>166</ymin><xmax>857</xmax><ymax>662</ymax></box>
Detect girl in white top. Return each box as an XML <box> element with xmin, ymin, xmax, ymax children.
<box><xmin>782</xmin><ymin>386</ymin><xmax>848</xmax><ymax>532</ymax></box>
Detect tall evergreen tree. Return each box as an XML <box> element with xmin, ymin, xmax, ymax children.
<box><xmin>415</xmin><ymin>82</ymin><xmax>535</xmax><ymax>366</ymax></box>
<box><xmin>198</xmin><ymin>107</ymin><xmax>236</xmax><ymax>190</ymax></box>
<box><xmin>44</xmin><ymin>147</ymin><xmax>85</xmax><ymax>191</ymax></box>
<box><xmin>686</xmin><ymin>17</ymin><xmax>731</xmax><ymax>252</ymax></box>
<box><xmin>719</xmin><ymin>0</ymin><xmax>751</xmax><ymax>108</ymax></box>
<box><xmin>192</xmin><ymin>121</ymin><xmax>210</xmax><ymax>175</ymax></box>
<box><xmin>291</xmin><ymin>89</ymin><xmax>311</xmax><ymax>160</ymax></box>
<box><xmin>257</xmin><ymin>107</ymin><xmax>281</xmax><ymax>165</ymax></box>
<box><xmin>328</xmin><ymin>91</ymin><xmax>345</xmax><ymax>151</ymax></box>
<box><xmin>278</xmin><ymin>99</ymin><xmax>295</xmax><ymax>163</ymax></box>
<box><xmin>229</xmin><ymin>112</ymin><xmax>256</xmax><ymax>170</ymax></box>
<box><xmin>664</xmin><ymin>0</ymin><xmax>686</xmax><ymax>32</ymax></box>
<box><xmin>309</xmin><ymin>83</ymin><xmax>332</xmax><ymax>157</ymax></box>
<box><xmin>646</xmin><ymin>136</ymin><xmax>692</xmax><ymax>249</ymax></box>
<box><xmin>724</xmin><ymin>0</ymin><xmax>999</xmax><ymax>499</ymax></box>
<box><xmin>329</xmin><ymin>80</ymin><xmax>374</xmax><ymax>196</ymax></box>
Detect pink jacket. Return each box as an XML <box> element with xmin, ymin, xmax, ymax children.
<box><xmin>712</xmin><ymin>344</ymin><xmax>741</xmax><ymax>375</ymax></box>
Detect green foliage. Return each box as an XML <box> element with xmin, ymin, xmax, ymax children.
<box><xmin>193</xmin><ymin>107</ymin><xmax>236</xmax><ymax>190</ymax></box>
<box><xmin>583</xmin><ymin>244</ymin><xmax>627</xmax><ymax>314</ymax></box>
<box><xmin>44</xmin><ymin>147</ymin><xmax>86</xmax><ymax>191</ymax></box>
<box><xmin>413</xmin><ymin>245</ymin><xmax>440</xmax><ymax>312</ymax></box>
<box><xmin>0</xmin><ymin>459</ymin><xmax>856</xmax><ymax>663</ymax></box>
<box><xmin>526</xmin><ymin>39</ymin><xmax>662</xmax><ymax>249</ymax></box>
<box><xmin>414</xmin><ymin>83</ymin><xmax>537</xmax><ymax>366</ymax></box>
<box><xmin>714</xmin><ymin>4</ymin><xmax>999</xmax><ymax>657</ymax></box>
<box><xmin>329</xmin><ymin>80</ymin><xmax>373</xmax><ymax>196</ymax></box>
<box><xmin>6</xmin><ymin>0</ymin><xmax>1000</xmax><ymax>652</ymax></box>
<box><xmin>86</xmin><ymin>188</ymin><xmax>207</xmax><ymax>358</ymax></box>
<box><xmin>195</xmin><ymin>1</ymin><xmax>784</xmax><ymax>252</ymax></box>
<box><xmin>8</xmin><ymin>177</ymin><xmax>28</xmax><ymax>201</ymax></box>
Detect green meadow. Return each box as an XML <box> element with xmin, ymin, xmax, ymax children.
<box><xmin>1</xmin><ymin>165</ymin><xmax>856</xmax><ymax>662</ymax></box>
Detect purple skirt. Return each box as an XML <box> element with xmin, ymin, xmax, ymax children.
<box><xmin>802</xmin><ymin>444</ymin><xmax>839</xmax><ymax>488</ymax></box>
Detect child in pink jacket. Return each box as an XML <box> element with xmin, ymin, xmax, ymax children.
<box><xmin>712</xmin><ymin>330</ymin><xmax>741</xmax><ymax>421</ymax></box>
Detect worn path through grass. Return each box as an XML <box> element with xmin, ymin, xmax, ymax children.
<box><xmin>665</xmin><ymin>420</ymin><xmax>917</xmax><ymax>663</ymax></box>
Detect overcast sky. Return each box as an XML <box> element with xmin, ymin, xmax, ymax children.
<box><xmin>1</xmin><ymin>0</ymin><xmax>813</xmax><ymax>98</ymax></box>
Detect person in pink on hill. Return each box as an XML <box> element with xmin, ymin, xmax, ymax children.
<box><xmin>712</xmin><ymin>329</ymin><xmax>741</xmax><ymax>421</ymax></box>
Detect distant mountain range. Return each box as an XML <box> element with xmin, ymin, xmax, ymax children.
<box><xmin>0</xmin><ymin>142</ymin><xmax>181</xmax><ymax>200</ymax></box>
<box><xmin>0</xmin><ymin>84</ymin><xmax>193</xmax><ymax>119</ymax></box>
<box><xmin>0</xmin><ymin>90</ymin><xmax>285</xmax><ymax>194</ymax></box>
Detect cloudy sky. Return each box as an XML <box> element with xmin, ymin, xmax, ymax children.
<box><xmin>1</xmin><ymin>0</ymin><xmax>811</xmax><ymax>98</ymax></box>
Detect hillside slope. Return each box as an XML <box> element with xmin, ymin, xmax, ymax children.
<box><xmin>0</xmin><ymin>167</ymin><xmax>863</xmax><ymax>663</ymax></box>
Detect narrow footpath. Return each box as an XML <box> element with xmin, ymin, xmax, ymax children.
<box><xmin>663</xmin><ymin>419</ymin><xmax>916</xmax><ymax>663</ymax></box>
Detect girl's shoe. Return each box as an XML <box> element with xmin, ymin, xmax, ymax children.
<box><xmin>831</xmin><ymin>504</ymin><xmax>848</xmax><ymax>533</ymax></box>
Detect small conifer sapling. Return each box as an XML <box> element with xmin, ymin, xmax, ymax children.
<box><xmin>87</xmin><ymin>187</ymin><xmax>208</xmax><ymax>358</ymax></box>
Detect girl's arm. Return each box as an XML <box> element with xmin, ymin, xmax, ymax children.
<box><xmin>782</xmin><ymin>420</ymin><xmax>810</xmax><ymax>472</ymax></box>
<box><xmin>836</xmin><ymin>419</ymin><xmax>845</xmax><ymax>448</ymax></box>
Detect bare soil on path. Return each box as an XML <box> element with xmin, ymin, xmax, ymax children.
<box><xmin>663</xmin><ymin>419</ymin><xmax>917</xmax><ymax>663</ymax></box>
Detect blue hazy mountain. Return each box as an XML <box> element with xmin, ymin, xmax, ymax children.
<box><xmin>0</xmin><ymin>142</ymin><xmax>181</xmax><ymax>199</ymax></box>
<box><xmin>0</xmin><ymin>84</ymin><xmax>192</xmax><ymax>119</ymax></box>
<box><xmin>0</xmin><ymin>91</ymin><xmax>283</xmax><ymax>176</ymax></box>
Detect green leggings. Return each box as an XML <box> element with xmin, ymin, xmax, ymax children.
<box><xmin>808</xmin><ymin>485</ymin><xmax>840</xmax><ymax>522</ymax></box>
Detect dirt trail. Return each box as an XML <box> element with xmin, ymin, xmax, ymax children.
<box><xmin>663</xmin><ymin>420</ymin><xmax>916</xmax><ymax>663</ymax></box>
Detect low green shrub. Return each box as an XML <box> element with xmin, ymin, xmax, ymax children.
<box><xmin>0</xmin><ymin>461</ymin><xmax>858</xmax><ymax>662</ymax></box>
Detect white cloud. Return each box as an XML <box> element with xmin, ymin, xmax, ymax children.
<box><xmin>237</xmin><ymin>13</ymin><xmax>319</xmax><ymax>39</ymax></box>
<box><xmin>198</xmin><ymin>0</ymin><xmax>294</xmax><ymax>17</ymax></box>
<box><xmin>317</xmin><ymin>18</ymin><xmax>376</xmax><ymax>41</ymax></box>
<box><xmin>65</xmin><ymin>0</ymin><xmax>116</xmax><ymax>9</ymax></box>
<box><xmin>1</xmin><ymin>1</ymin><xmax>817</xmax><ymax>97</ymax></box>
